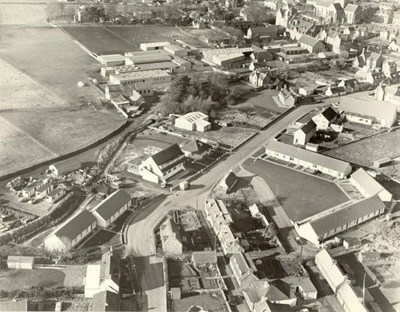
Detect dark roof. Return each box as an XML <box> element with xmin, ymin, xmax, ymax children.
<box><xmin>267</xmin><ymin>280</ymin><xmax>295</xmax><ymax>301</ymax></box>
<box><xmin>92</xmin><ymin>290</ymin><xmax>120</xmax><ymax>312</ymax></box>
<box><xmin>54</xmin><ymin>210</ymin><xmax>97</xmax><ymax>242</ymax></box>
<box><xmin>181</xmin><ymin>140</ymin><xmax>212</xmax><ymax>154</ymax></box>
<box><xmin>311</xmin><ymin>195</ymin><xmax>386</xmax><ymax>237</ymax></box>
<box><xmin>192</xmin><ymin>251</ymin><xmax>217</xmax><ymax>265</ymax></box>
<box><xmin>266</xmin><ymin>302</ymin><xmax>292</xmax><ymax>312</ymax></box>
<box><xmin>250</xmin><ymin>26</ymin><xmax>278</xmax><ymax>37</ymax></box>
<box><xmin>100</xmin><ymin>250</ymin><xmax>121</xmax><ymax>285</ymax></box>
<box><xmin>94</xmin><ymin>190</ymin><xmax>131</xmax><ymax>221</ymax></box>
<box><xmin>299</xmin><ymin>120</ymin><xmax>316</xmax><ymax>134</ymax></box>
<box><xmin>151</xmin><ymin>144</ymin><xmax>184</xmax><ymax>166</ymax></box>
<box><xmin>320</xmin><ymin>107</ymin><xmax>337</xmax><ymax>121</ymax></box>
<box><xmin>224</xmin><ymin>171</ymin><xmax>238</xmax><ymax>189</ymax></box>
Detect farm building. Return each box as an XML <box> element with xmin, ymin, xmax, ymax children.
<box><xmin>164</xmin><ymin>44</ymin><xmax>188</xmax><ymax>57</ymax></box>
<box><xmin>175</xmin><ymin>112</ymin><xmax>211</xmax><ymax>132</ymax></box>
<box><xmin>315</xmin><ymin>249</ymin><xmax>369</xmax><ymax>312</ymax></box>
<box><xmin>35</xmin><ymin>183</ymin><xmax>54</xmax><ymax>199</ymax></box>
<box><xmin>84</xmin><ymin>250</ymin><xmax>121</xmax><ymax>298</ymax></box>
<box><xmin>180</xmin><ymin>139</ymin><xmax>212</xmax><ymax>160</ymax></box>
<box><xmin>312</xmin><ymin>106</ymin><xmax>338</xmax><ymax>130</ymax></box>
<box><xmin>191</xmin><ymin>251</ymin><xmax>218</xmax><ymax>267</ymax></box>
<box><xmin>265</xmin><ymin>140</ymin><xmax>352</xmax><ymax>179</ymax></box>
<box><xmin>92</xmin><ymin>290</ymin><xmax>120</xmax><ymax>312</ymax></box>
<box><xmin>21</xmin><ymin>180</ymin><xmax>43</xmax><ymax>198</ymax></box>
<box><xmin>45</xmin><ymin>187</ymin><xmax>67</xmax><ymax>203</ymax></box>
<box><xmin>293</xmin><ymin>120</ymin><xmax>316</xmax><ymax>146</ymax></box>
<box><xmin>49</xmin><ymin>159</ymin><xmax>81</xmax><ymax>177</ymax></box>
<box><xmin>338</xmin><ymin>97</ymin><xmax>397</xmax><ymax>127</ymax></box>
<box><xmin>295</xmin><ymin>195</ymin><xmax>386</xmax><ymax>246</ymax></box>
<box><xmin>97</xmin><ymin>54</ymin><xmax>133</xmax><ymax>67</ymax></box>
<box><xmin>160</xmin><ymin>217</ymin><xmax>182</xmax><ymax>255</ymax></box>
<box><xmin>350</xmin><ymin>168</ymin><xmax>392</xmax><ymax>202</ymax></box>
<box><xmin>90</xmin><ymin>190</ymin><xmax>131</xmax><ymax>228</ymax></box>
<box><xmin>217</xmin><ymin>171</ymin><xmax>238</xmax><ymax>194</ymax></box>
<box><xmin>109</xmin><ymin>70</ymin><xmax>171</xmax><ymax>88</ymax></box>
<box><xmin>139</xmin><ymin>144</ymin><xmax>186</xmax><ymax>184</ymax></box>
<box><xmin>7</xmin><ymin>256</ymin><xmax>34</xmax><ymax>269</ymax></box>
<box><xmin>140</xmin><ymin>42</ymin><xmax>170</xmax><ymax>51</ymax></box>
<box><xmin>44</xmin><ymin>210</ymin><xmax>97</xmax><ymax>252</ymax></box>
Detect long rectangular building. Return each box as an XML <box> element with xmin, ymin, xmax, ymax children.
<box><xmin>265</xmin><ymin>140</ymin><xmax>352</xmax><ymax>179</ymax></box>
<box><xmin>295</xmin><ymin>195</ymin><xmax>386</xmax><ymax>246</ymax></box>
<box><xmin>109</xmin><ymin>70</ymin><xmax>171</xmax><ymax>86</ymax></box>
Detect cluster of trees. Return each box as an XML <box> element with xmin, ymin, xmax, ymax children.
<box><xmin>155</xmin><ymin>73</ymin><xmax>250</xmax><ymax>116</ymax></box>
<box><xmin>0</xmin><ymin>286</ymin><xmax>83</xmax><ymax>300</ymax></box>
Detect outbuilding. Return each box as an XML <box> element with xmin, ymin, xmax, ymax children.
<box><xmin>7</xmin><ymin>256</ymin><xmax>34</xmax><ymax>269</ymax></box>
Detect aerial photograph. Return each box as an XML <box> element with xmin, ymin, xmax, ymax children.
<box><xmin>0</xmin><ymin>0</ymin><xmax>400</xmax><ymax>311</ymax></box>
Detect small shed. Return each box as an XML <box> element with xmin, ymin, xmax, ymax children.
<box><xmin>170</xmin><ymin>287</ymin><xmax>181</xmax><ymax>300</ymax></box>
<box><xmin>358</xmin><ymin>250</ymin><xmax>380</xmax><ymax>263</ymax></box>
<box><xmin>7</xmin><ymin>256</ymin><xmax>35</xmax><ymax>269</ymax></box>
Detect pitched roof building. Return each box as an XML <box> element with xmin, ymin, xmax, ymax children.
<box><xmin>160</xmin><ymin>217</ymin><xmax>182</xmax><ymax>255</ymax></box>
<box><xmin>350</xmin><ymin>168</ymin><xmax>392</xmax><ymax>202</ymax></box>
<box><xmin>92</xmin><ymin>290</ymin><xmax>120</xmax><ymax>312</ymax></box>
<box><xmin>298</xmin><ymin>35</ymin><xmax>325</xmax><ymax>53</ymax></box>
<box><xmin>180</xmin><ymin>139</ymin><xmax>212</xmax><ymax>159</ymax></box>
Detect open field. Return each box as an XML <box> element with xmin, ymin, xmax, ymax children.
<box><xmin>0</xmin><ymin>26</ymin><xmax>100</xmax><ymax>105</ymax></box>
<box><xmin>243</xmin><ymin>159</ymin><xmax>349</xmax><ymax>222</ymax></box>
<box><xmin>0</xmin><ymin>269</ymin><xmax>65</xmax><ymax>290</ymax></box>
<box><xmin>62</xmin><ymin>25</ymin><xmax>206</xmax><ymax>55</ymax></box>
<box><xmin>0</xmin><ymin>2</ymin><xmax>48</xmax><ymax>26</ymax></box>
<box><xmin>1</xmin><ymin>108</ymin><xmax>125</xmax><ymax>155</ymax></box>
<box><xmin>323</xmin><ymin>129</ymin><xmax>400</xmax><ymax>167</ymax></box>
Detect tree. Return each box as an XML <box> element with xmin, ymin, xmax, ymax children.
<box><xmin>105</xmin><ymin>4</ymin><xmax>117</xmax><ymax>21</ymax></box>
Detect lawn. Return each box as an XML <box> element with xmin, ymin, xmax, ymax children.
<box><xmin>243</xmin><ymin>159</ymin><xmax>349</xmax><ymax>222</ymax></box>
<box><xmin>0</xmin><ymin>2</ymin><xmax>48</xmax><ymax>26</ymax></box>
<box><xmin>0</xmin><ymin>26</ymin><xmax>100</xmax><ymax>105</ymax></box>
<box><xmin>323</xmin><ymin>129</ymin><xmax>400</xmax><ymax>167</ymax></box>
<box><xmin>239</xmin><ymin>87</ymin><xmax>286</xmax><ymax>114</ymax></box>
<box><xmin>0</xmin><ymin>269</ymin><xmax>65</xmax><ymax>290</ymax></box>
<box><xmin>0</xmin><ymin>107</ymin><xmax>126</xmax><ymax>155</ymax></box>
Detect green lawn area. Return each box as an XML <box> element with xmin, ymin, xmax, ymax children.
<box><xmin>0</xmin><ymin>269</ymin><xmax>65</xmax><ymax>290</ymax></box>
<box><xmin>241</xmin><ymin>88</ymin><xmax>286</xmax><ymax>114</ymax></box>
<box><xmin>243</xmin><ymin>159</ymin><xmax>349</xmax><ymax>222</ymax></box>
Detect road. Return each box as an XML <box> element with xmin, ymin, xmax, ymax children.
<box><xmin>124</xmin><ymin>103</ymin><xmax>325</xmax><ymax>311</ymax></box>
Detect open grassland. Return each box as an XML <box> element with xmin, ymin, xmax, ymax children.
<box><xmin>0</xmin><ymin>2</ymin><xmax>48</xmax><ymax>26</ymax></box>
<box><xmin>0</xmin><ymin>269</ymin><xmax>65</xmax><ymax>290</ymax></box>
<box><xmin>323</xmin><ymin>129</ymin><xmax>400</xmax><ymax>167</ymax></box>
<box><xmin>0</xmin><ymin>116</ymin><xmax>56</xmax><ymax>177</ymax></box>
<box><xmin>0</xmin><ymin>26</ymin><xmax>100</xmax><ymax>105</ymax></box>
<box><xmin>0</xmin><ymin>107</ymin><xmax>126</xmax><ymax>155</ymax></box>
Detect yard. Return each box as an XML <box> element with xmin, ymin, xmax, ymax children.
<box><xmin>172</xmin><ymin>293</ymin><xmax>226</xmax><ymax>312</ymax></box>
<box><xmin>79</xmin><ymin>229</ymin><xmax>121</xmax><ymax>249</ymax></box>
<box><xmin>0</xmin><ymin>268</ymin><xmax>65</xmax><ymax>290</ymax></box>
<box><xmin>323</xmin><ymin>128</ymin><xmax>400</xmax><ymax>168</ymax></box>
<box><xmin>242</xmin><ymin>159</ymin><xmax>349</xmax><ymax>222</ymax></box>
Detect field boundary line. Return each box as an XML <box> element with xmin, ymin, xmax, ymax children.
<box><xmin>102</xmin><ymin>26</ymin><xmax>135</xmax><ymax>46</ymax></box>
<box><xmin>0</xmin><ymin>115</ymin><xmax>58</xmax><ymax>157</ymax></box>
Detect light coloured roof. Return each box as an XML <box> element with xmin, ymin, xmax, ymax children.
<box><xmin>351</xmin><ymin>168</ymin><xmax>388</xmax><ymax>198</ymax></box>
<box><xmin>310</xmin><ymin>195</ymin><xmax>385</xmax><ymax>237</ymax></box>
<box><xmin>85</xmin><ymin>264</ymin><xmax>101</xmax><ymax>290</ymax></box>
<box><xmin>110</xmin><ymin>69</ymin><xmax>170</xmax><ymax>81</ymax></box>
<box><xmin>298</xmin><ymin>34</ymin><xmax>322</xmax><ymax>48</ymax></box>
<box><xmin>336</xmin><ymin>282</ymin><xmax>369</xmax><ymax>312</ymax></box>
<box><xmin>213</xmin><ymin>53</ymin><xmax>245</xmax><ymax>62</ymax></box>
<box><xmin>7</xmin><ymin>255</ymin><xmax>34</xmax><ymax>264</ymax></box>
<box><xmin>164</xmin><ymin>44</ymin><xmax>186</xmax><ymax>52</ymax></box>
<box><xmin>177</xmin><ymin>111</ymin><xmax>208</xmax><ymax>123</ymax></box>
<box><xmin>98</xmin><ymin>54</ymin><xmax>125</xmax><ymax>61</ymax></box>
<box><xmin>140</xmin><ymin>41</ymin><xmax>170</xmax><ymax>48</ymax></box>
<box><xmin>265</xmin><ymin>140</ymin><xmax>351</xmax><ymax>174</ymax></box>
<box><xmin>231</xmin><ymin>253</ymin><xmax>251</xmax><ymax>275</ymax></box>
<box><xmin>315</xmin><ymin>249</ymin><xmax>346</xmax><ymax>289</ymax></box>
<box><xmin>339</xmin><ymin>97</ymin><xmax>397</xmax><ymax>124</ymax></box>
<box><xmin>344</xmin><ymin>3</ymin><xmax>359</xmax><ymax>13</ymax></box>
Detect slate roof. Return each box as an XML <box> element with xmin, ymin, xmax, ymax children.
<box><xmin>351</xmin><ymin>168</ymin><xmax>388</xmax><ymax>198</ymax></box>
<box><xmin>299</xmin><ymin>34</ymin><xmax>322</xmax><ymax>48</ymax></box>
<box><xmin>298</xmin><ymin>120</ymin><xmax>316</xmax><ymax>134</ymax></box>
<box><xmin>35</xmin><ymin>183</ymin><xmax>53</xmax><ymax>193</ymax></box>
<box><xmin>224</xmin><ymin>171</ymin><xmax>238</xmax><ymax>190</ymax></box>
<box><xmin>151</xmin><ymin>144</ymin><xmax>184</xmax><ymax>166</ymax></box>
<box><xmin>92</xmin><ymin>290</ymin><xmax>120</xmax><ymax>312</ymax></box>
<box><xmin>181</xmin><ymin>140</ymin><xmax>212</xmax><ymax>154</ymax></box>
<box><xmin>310</xmin><ymin>195</ymin><xmax>386</xmax><ymax>237</ymax></box>
<box><xmin>53</xmin><ymin>209</ymin><xmax>96</xmax><ymax>242</ymax></box>
<box><xmin>100</xmin><ymin>250</ymin><xmax>121</xmax><ymax>285</ymax></box>
<box><xmin>265</xmin><ymin>140</ymin><xmax>351</xmax><ymax>174</ymax></box>
<box><xmin>93</xmin><ymin>190</ymin><xmax>131</xmax><ymax>222</ymax></box>
<box><xmin>320</xmin><ymin>106</ymin><xmax>337</xmax><ymax>121</ymax></box>
<box><xmin>50</xmin><ymin>159</ymin><xmax>81</xmax><ymax>176</ymax></box>
<box><xmin>267</xmin><ymin>280</ymin><xmax>295</xmax><ymax>301</ymax></box>
<box><xmin>47</xmin><ymin>187</ymin><xmax>65</xmax><ymax>198</ymax></box>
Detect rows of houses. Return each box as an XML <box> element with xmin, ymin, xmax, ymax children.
<box><xmin>44</xmin><ymin>189</ymin><xmax>131</xmax><ymax>252</ymax></box>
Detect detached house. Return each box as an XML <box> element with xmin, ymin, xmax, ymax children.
<box><xmin>312</xmin><ymin>106</ymin><xmax>338</xmax><ymax>130</ymax></box>
<box><xmin>293</xmin><ymin>120</ymin><xmax>316</xmax><ymax>146</ymax></box>
<box><xmin>344</xmin><ymin>4</ymin><xmax>361</xmax><ymax>24</ymax></box>
<box><xmin>160</xmin><ymin>217</ymin><xmax>182</xmax><ymax>255</ymax></box>
<box><xmin>180</xmin><ymin>139</ymin><xmax>212</xmax><ymax>160</ymax></box>
<box><xmin>90</xmin><ymin>190</ymin><xmax>131</xmax><ymax>228</ymax></box>
<box><xmin>139</xmin><ymin>144</ymin><xmax>186</xmax><ymax>184</ymax></box>
<box><xmin>277</xmin><ymin>89</ymin><xmax>297</xmax><ymax>108</ymax></box>
<box><xmin>298</xmin><ymin>35</ymin><xmax>325</xmax><ymax>54</ymax></box>
<box><xmin>44</xmin><ymin>210</ymin><xmax>97</xmax><ymax>252</ymax></box>
<box><xmin>249</xmin><ymin>71</ymin><xmax>270</xmax><ymax>88</ymax></box>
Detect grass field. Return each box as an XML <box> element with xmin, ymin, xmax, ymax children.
<box><xmin>0</xmin><ymin>2</ymin><xmax>48</xmax><ymax>26</ymax></box>
<box><xmin>243</xmin><ymin>159</ymin><xmax>349</xmax><ymax>222</ymax></box>
<box><xmin>0</xmin><ymin>26</ymin><xmax>100</xmax><ymax>105</ymax></box>
<box><xmin>323</xmin><ymin>129</ymin><xmax>400</xmax><ymax>167</ymax></box>
<box><xmin>0</xmin><ymin>269</ymin><xmax>65</xmax><ymax>290</ymax></box>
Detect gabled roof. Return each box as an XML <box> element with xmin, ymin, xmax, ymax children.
<box><xmin>53</xmin><ymin>210</ymin><xmax>97</xmax><ymax>243</ymax></box>
<box><xmin>93</xmin><ymin>190</ymin><xmax>131</xmax><ymax>222</ymax></box>
<box><xmin>351</xmin><ymin>168</ymin><xmax>388</xmax><ymax>198</ymax></box>
<box><xmin>315</xmin><ymin>249</ymin><xmax>346</xmax><ymax>288</ymax></box>
<box><xmin>224</xmin><ymin>171</ymin><xmax>238</xmax><ymax>190</ymax></box>
<box><xmin>181</xmin><ymin>139</ymin><xmax>212</xmax><ymax>154</ymax></box>
<box><xmin>47</xmin><ymin>187</ymin><xmax>65</xmax><ymax>198</ymax></box>
<box><xmin>267</xmin><ymin>280</ymin><xmax>295</xmax><ymax>301</ymax></box>
<box><xmin>320</xmin><ymin>106</ymin><xmax>337</xmax><ymax>121</ymax></box>
<box><xmin>100</xmin><ymin>250</ymin><xmax>121</xmax><ymax>285</ymax></box>
<box><xmin>151</xmin><ymin>144</ymin><xmax>184</xmax><ymax>166</ymax></box>
<box><xmin>51</xmin><ymin>159</ymin><xmax>81</xmax><ymax>175</ymax></box>
<box><xmin>344</xmin><ymin>3</ymin><xmax>359</xmax><ymax>13</ymax></box>
<box><xmin>310</xmin><ymin>195</ymin><xmax>386</xmax><ymax>237</ymax></box>
<box><xmin>298</xmin><ymin>120</ymin><xmax>316</xmax><ymax>135</ymax></box>
<box><xmin>265</xmin><ymin>140</ymin><xmax>351</xmax><ymax>174</ymax></box>
<box><xmin>35</xmin><ymin>183</ymin><xmax>53</xmax><ymax>193</ymax></box>
<box><xmin>92</xmin><ymin>290</ymin><xmax>120</xmax><ymax>312</ymax></box>
<box><xmin>315</xmin><ymin>0</ymin><xmax>333</xmax><ymax>8</ymax></box>
<box><xmin>160</xmin><ymin>217</ymin><xmax>181</xmax><ymax>243</ymax></box>
<box><xmin>298</xmin><ymin>34</ymin><xmax>322</xmax><ymax>48</ymax></box>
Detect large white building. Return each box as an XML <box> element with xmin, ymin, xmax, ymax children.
<box><xmin>175</xmin><ymin>112</ymin><xmax>211</xmax><ymax>132</ymax></box>
<box><xmin>140</xmin><ymin>42</ymin><xmax>170</xmax><ymax>51</ymax></box>
<box><xmin>339</xmin><ymin>97</ymin><xmax>397</xmax><ymax>127</ymax></box>
<box><xmin>350</xmin><ymin>168</ymin><xmax>392</xmax><ymax>202</ymax></box>
<box><xmin>90</xmin><ymin>190</ymin><xmax>131</xmax><ymax>228</ymax></box>
<box><xmin>265</xmin><ymin>140</ymin><xmax>352</xmax><ymax>179</ymax></box>
<box><xmin>44</xmin><ymin>210</ymin><xmax>97</xmax><ymax>252</ymax></box>
<box><xmin>109</xmin><ymin>70</ymin><xmax>171</xmax><ymax>88</ymax></box>
<box><xmin>139</xmin><ymin>144</ymin><xmax>186</xmax><ymax>184</ymax></box>
<box><xmin>295</xmin><ymin>195</ymin><xmax>386</xmax><ymax>246</ymax></box>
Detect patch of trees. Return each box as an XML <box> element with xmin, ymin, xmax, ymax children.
<box><xmin>360</xmin><ymin>7</ymin><xmax>379</xmax><ymax>24</ymax></box>
<box><xmin>154</xmin><ymin>73</ymin><xmax>250</xmax><ymax>116</ymax></box>
<box><xmin>0</xmin><ymin>190</ymin><xmax>85</xmax><ymax>246</ymax></box>
<box><xmin>0</xmin><ymin>286</ymin><xmax>83</xmax><ymax>300</ymax></box>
